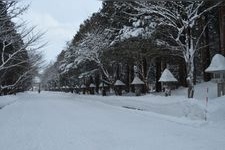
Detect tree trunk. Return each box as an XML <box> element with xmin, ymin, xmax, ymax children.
<box><xmin>186</xmin><ymin>27</ymin><xmax>195</xmax><ymax>98</ymax></box>
<box><xmin>116</xmin><ymin>63</ymin><xmax>120</xmax><ymax>80</ymax></box>
<box><xmin>186</xmin><ymin>59</ymin><xmax>194</xmax><ymax>98</ymax></box>
<box><xmin>125</xmin><ymin>64</ymin><xmax>130</xmax><ymax>92</ymax></box>
<box><xmin>155</xmin><ymin>58</ymin><xmax>162</xmax><ymax>92</ymax></box>
<box><xmin>202</xmin><ymin>14</ymin><xmax>211</xmax><ymax>81</ymax></box>
<box><xmin>129</xmin><ymin>64</ymin><xmax>135</xmax><ymax>93</ymax></box>
<box><xmin>179</xmin><ymin>59</ymin><xmax>187</xmax><ymax>87</ymax></box>
<box><xmin>142</xmin><ymin>57</ymin><xmax>148</xmax><ymax>93</ymax></box>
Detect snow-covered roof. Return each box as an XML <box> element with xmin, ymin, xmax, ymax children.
<box><xmin>131</xmin><ymin>76</ymin><xmax>144</xmax><ymax>85</ymax></box>
<box><xmin>89</xmin><ymin>83</ymin><xmax>96</xmax><ymax>88</ymax></box>
<box><xmin>159</xmin><ymin>69</ymin><xmax>178</xmax><ymax>82</ymax></box>
<box><xmin>205</xmin><ymin>54</ymin><xmax>225</xmax><ymax>73</ymax></box>
<box><xmin>62</xmin><ymin>86</ymin><xmax>69</xmax><ymax>89</ymax></box>
<box><xmin>74</xmin><ymin>85</ymin><xmax>79</xmax><ymax>89</ymax></box>
<box><xmin>99</xmin><ymin>83</ymin><xmax>109</xmax><ymax>87</ymax></box>
<box><xmin>114</xmin><ymin>80</ymin><xmax>125</xmax><ymax>86</ymax></box>
<box><xmin>81</xmin><ymin>84</ymin><xmax>86</xmax><ymax>88</ymax></box>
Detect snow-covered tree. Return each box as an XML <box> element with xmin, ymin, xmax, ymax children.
<box><xmin>73</xmin><ymin>29</ymin><xmax>112</xmax><ymax>82</ymax></box>
<box><xmin>123</xmin><ymin>1</ymin><xmax>222</xmax><ymax>98</ymax></box>
<box><xmin>0</xmin><ymin>1</ymin><xmax>45</xmax><ymax>94</ymax></box>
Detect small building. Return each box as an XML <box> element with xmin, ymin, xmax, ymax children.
<box><xmin>89</xmin><ymin>83</ymin><xmax>96</xmax><ymax>95</ymax></box>
<box><xmin>131</xmin><ymin>76</ymin><xmax>144</xmax><ymax>96</ymax></box>
<box><xmin>159</xmin><ymin>68</ymin><xmax>178</xmax><ymax>96</ymax></box>
<box><xmin>114</xmin><ymin>80</ymin><xmax>125</xmax><ymax>95</ymax></box>
<box><xmin>61</xmin><ymin>86</ymin><xmax>70</xmax><ymax>92</ymax></box>
<box><xmin>205</xmin><ymin>54</ymin><xmax>225</xmax><ymax>97</ymax></box>
<box><xmin>99</xmin><ymin>82</ymin><xmax>109</xmax><ymax>96</ymax></box>
<box><xmin>80</xmin><ymin>84</ymin><xmax>86</xmax><ymax>94</ymax></box>
<box><xmin>74</xmin><ymin>85</ymin><xmax>80</xmax><ymax>94</ymax></box>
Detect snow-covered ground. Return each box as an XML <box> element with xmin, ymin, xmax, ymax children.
<box><xmin>0</xmin><ymin>81</ymin><xmax>224</xmax><ymax>150</ymax></box>
<box><xmin>0</xmin><ymin>95</ymin><xmax>18</xmax><ymax>109</ymax></box>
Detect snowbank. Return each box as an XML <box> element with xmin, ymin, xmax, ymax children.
<box><xmin>0</xmin><ymin>95</ymin><xmax>18</xmax><ymax>109</ymax></box>
<box><xmin>77</xmin><ymin>94</ymin><xmax>206</xmax><ymax>121</ymax></box>
<box><xmin>74</xmin><ymin>81</ymin><xmax>219</xmax><ymax>121</ymax></box>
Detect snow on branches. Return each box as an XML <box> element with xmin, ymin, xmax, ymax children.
<box><xmin>122</xmin><ymin>1</ymin><xmax>222</xmax><ymax>98</ymax></box>
<box><xmin>75</xmin><ymin>30</ymin><xmax>111</xmax><ymax>79</ymax></box>
<box><xmin>0</xmin><ymin>1</ymin><xmax>45</xmax><ymax>93</ymax></box>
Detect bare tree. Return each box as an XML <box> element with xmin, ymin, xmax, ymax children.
<box><xmin>0</xmin><ymin>1</ymin><xmax>45</xmax><ymax>94</ymax></box>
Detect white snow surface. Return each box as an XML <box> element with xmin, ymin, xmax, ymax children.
<box><xmin>159</xmin><ymin>68</ymin><xmax>178</xmax><ymax>82</ymax></box>
<box><xmin>0</xmin><ymin>81</ymin><xmax>225</xmax><ymax>150</ymax></box>
<box><xmin>0</xmin><ymin>95</ymin><xmax>17</xmax><ymax>109</ymax></box>
<box><xmin>205</xmin><ymin>54</ymin><xmax>225</xmax><ymax>73</ymax></box>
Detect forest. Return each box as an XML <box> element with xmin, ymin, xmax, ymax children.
<box><xmin>41</xmin><ymin>1</ymin><xmax>224</xmax><ymax>98</ymax></box>
<box><xmin>0</xmin><ymin>1</ymin><xmax>223</xmax><ymax>97</ymax></box>
<box><xmin>0</xmin><ymin>1</ymin><xmax>43</xmax><ymax>95</ymax></box>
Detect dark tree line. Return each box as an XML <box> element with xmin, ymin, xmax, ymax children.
<box><xmin>43</xmin><ymin>1</ymin><xmax>223</xmax><ymax>97</ymax></box>
<box><xmin>0</xmin><ymin>1</ymin><xmax>44</xmax><ymax>95</ymax></box>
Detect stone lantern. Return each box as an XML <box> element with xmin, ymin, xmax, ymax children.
<box><xmin>80</xmin><ymin>84</ymin><xmax>86</xmax><ymax>94</ymax></box>
<box><xmin>61</xmin><ymin>86</ymin><xmax>66</xmax><ymax>92</ymax></box>
<box><xmin>65</xmin><ymin>86</ymin><xmax>70</xmax><ymax>92</ymax></box>
<box><xmin>74</xmin><ymin>85</ymin><xmax>80</xmax><ymax>94</ymax></box>
<box><xmin>205</xmin><ymin>54</ymin><xmax>225</xmax><ymax>97</ymax></box>
<box><xmin>131</xmin><ymin>76</ymin><xmax>144</xmax><ymax>96</ymax></box>
<box><xmin>33</xmin><ymin>76</ymin><xmax>41</xmax><ymax>93</ymax></box>
<box><xmin>159</xmin><ymin>68</ymin><xmax>178</xmax><ymax>96</ymax></box>
<box><xmin>99</xmin><ymin>82</ymin><xmax>109</xmax><ymax>96</ymax></box>
<box><xmin>114</xmin><ymin>80</ymin><xmax>125</xmax><ymax>95</ymax></box>
<box><xmin>89</xmin><ymin>83</ymin><xmax>96</xmax><ymax>95</ymax></box>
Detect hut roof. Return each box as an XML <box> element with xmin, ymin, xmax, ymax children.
<box><xmin>205</xmin><ymin>54</ymin><xmax>225</xmax><ymax>73</ymax></box>
<box><xmin>114</xmin><ymin>80</ymin><xmax>125</xmax><ymax>86</ymax></box>
<box><xmin>81</xmin><ymin>84</ymin><xmax>86</xmax><ymax>88</ymax></box>
<box><xmin>131</xmin><ymin>76</ymin><xmax>144</xmax><ymax>85</ymax></box>
<box><xmin>159</xmin><ymin>69</ymin><xmax>178</xmax><ymax>82</ymax></box>
<box><xmin>89</xmin><ymin>83</ymin><xmax>96</xmax><ymax>88</ymax></box>
<box><xmin>99</xmin><ymin>82</ymin><xmax>109</xmax><ymax>87</ymax></box>
<box><xmin>61</xmin><ymin>86</ymin><xmax>69</xmax><ymax>89</ymax></box>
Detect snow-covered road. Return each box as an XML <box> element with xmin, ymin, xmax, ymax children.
<box><xmin>0</xmin><ymin>92</ymin><xmax>224</xmax><ymax>150</ymax></box>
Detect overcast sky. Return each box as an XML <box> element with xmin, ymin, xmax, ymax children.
<box><xmin>20</xmin><ymin>0</ymin><xmax>102</xmax><ymax>63</ymax></box>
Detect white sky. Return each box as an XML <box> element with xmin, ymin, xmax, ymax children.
<box><xmin>19</xmin><ymin>0</ymin><xmax>102</xmax><ymax>63</ymax></box>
